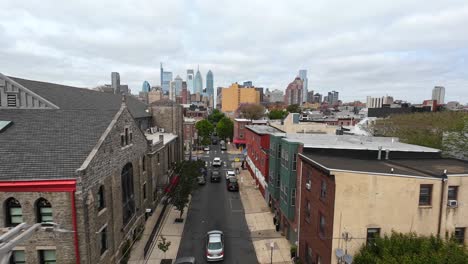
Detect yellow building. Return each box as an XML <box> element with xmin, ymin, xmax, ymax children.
<box><xmin>221</xmin><ymin>83</ymin><xmax>260</xmax><ymax>113</ymax></box>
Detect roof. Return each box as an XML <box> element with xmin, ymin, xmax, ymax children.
<box><xmin>145</xmin><ymin>132</ymin><xmax>177</xmax><ymax>145</ymax></box>
<box><xmin>0</xmin><ymin>109</ymin><xmax>116</xmax><ymax>180</ymax></box>
<box><xmin>300</xmin><ymin>152</ymin><xmax>468</xmax><ymax>177</ymax></box>
<box><xmin>10</xmin><ymin>77</ymin><xmax>150</xmax><ymax>118</ymax></box>
<box><xmin>245</xmin><ymin>125</ymin><xmax>284</xmax><ymax>135</ymax></box>
<box><xmin>282</xmin><ymin>134</ymin><xmax>440</xmax><ymax>153</ymax></box>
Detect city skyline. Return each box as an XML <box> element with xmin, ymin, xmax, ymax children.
<box><xmin>1</xmin><ymin>1</ymin><xmax>468</xmax><ymax>103</ymax></box>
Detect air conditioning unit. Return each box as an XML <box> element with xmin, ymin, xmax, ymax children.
<box><xmin>305</xmin><ymin>181</ymin><xmax>311</xmax><ymax>190</ymax></box>
<box><xmin>159</xmin><ymin>128</ymin><xmax>165</xmax><ymax>133</ymax></box>
<box><xmin>448</xmin><ymin>200</ymin><xmax>458</xmax><ymax>208</ymax></box>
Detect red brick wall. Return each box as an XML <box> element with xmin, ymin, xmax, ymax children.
<box><xmin>299</xmin><ymin>157</ymin><xmax>336</xmax><ymax>264</ymax></box>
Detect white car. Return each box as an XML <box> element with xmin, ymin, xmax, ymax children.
<box><xmin>204</xmin><ymin>146</ymin><xmax>210</xmax><ymax>151</ymax></box>
<box><xmin>213</xmin><ymin>157</ymin><xmax>222</xmax><ymax>167</ymax></box>
<box><xmin>206</xmin><ymin>230</ymin><xmax>224</xmax><ymax>262</ymax></box>
<box><xmin>225</xmin><ymin>170</ymin><xmax>236</xmax><ymax>180</ymax></box>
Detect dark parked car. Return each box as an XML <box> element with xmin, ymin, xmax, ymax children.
<box><xmin>174</xmin><ymin>256</ymin><xmax>196</xmax><ymax>264</ymax></box>
<box><xmin>210</xmin><ymin>170</ymin><xmax>221</xmax><ymax>182</ymax></box>
<box><xmin>198</xmin><ymin>175</ymin><xmax>206</xmax><ymax>185</ymax></box>
<box><xmin>226</xmin><ymin>177</ymin><xmax>239</xmax><ymax>191</ymax></box>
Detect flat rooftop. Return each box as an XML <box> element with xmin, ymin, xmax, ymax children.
<box><xmin>283</xmin><ymin>134</ymin><xmax>440</xmax><ymax>153</ymax></box>
<box><xmin>145</xmin><ymin>132</ymin><xmax>177</xmax><ymax>145</ymax></box>
<box><xmin>300</xmin><ymin>152</ymin><xmax>468</xmax><ymax>177</ymax></box>
<box><xmin>245</xmin><ymin>125</ymin><xmax>284</xmax><ymax>135</ymax></box>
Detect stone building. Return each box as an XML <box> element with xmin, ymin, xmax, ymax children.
<box><xmin>0</xmin><ymin>73</ymin><xmax>181</xmax><ymax>263</ymax></box>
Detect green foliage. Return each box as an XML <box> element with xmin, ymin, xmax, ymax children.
<box><xmin>354</xmin><ymin>231</ymin><xmax>468</xmax><ymax>264</ymax></box>
<box><xmin>208</xmin><ymin>109</ymin><xmax>225</xmax><ymax>125</ymax></box>
<box><xmin>157</xmin><ymin>236</ymin><xmax>171</xmax><ymax>259</ymax></box>
<box><xmin>238</xmin><ymin>103</ymin><xmax>266</xmax><ymax>120</ymax></box>
<box><xmin>269</xmin><ymin>109</ymin><xmax>288</xmax><ymax>120</ymax></box>
<box><xmin>195</xmin><ymin>119</ymin><xmax>214</xmax><ymax>146</ymax></box>
<box><xmin>373</xmin><ymin>112</ymin><xmax>468</xmax><ymax>151</ymax></box>
<box><xmin>170</xmin><ymin>160</ymin><xmax>204</xmax><ymax>218</ymax></box>
<box><xmin>286</xmin><ymin>104</ymin><xmax>301</xmax><ymax>113</ymax></box>
<box><xmin>216</xmin><ymin>117</ymin><xmax>234</xmax><ymax>140</ymax></box>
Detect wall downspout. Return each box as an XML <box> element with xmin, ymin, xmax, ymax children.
<box><xmin>71</xmin><ymin>191</ymin><xmax>81</xmax><ymax>264</ymax></box>
<box><xmin>437</xmin><ymin>172</ymin><xmax>448</xmax><ymax>238</ymax></box>
<box><xmin>297</xmin><ymin>158</ymin><xmax>303</xmax><ymax>257</ymax></box>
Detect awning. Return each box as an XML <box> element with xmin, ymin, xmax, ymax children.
<box><xmin>233</xmin><ymin>138</ymin><xmax>246</xmax><ymax>144</ymax></box>
<box><xmin>164</xmin><ymin>175</ymin><xmax>180</xmax><ymax>193</ymax></box>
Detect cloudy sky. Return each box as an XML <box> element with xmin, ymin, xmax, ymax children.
<box><xmin>1</xmin><ymin>0</ymin><xmax>467</xmax><ymax>103</ymax></box>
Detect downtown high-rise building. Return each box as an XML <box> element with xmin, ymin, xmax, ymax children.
<box><xmin>432</xmin><ymin>86</ymin><xmax>445</xmax><ymax>104</ymax></box>
<box><xmin>194</xmin><ymin>67</ymin><xmax>203</xmax><ymax>94</ymax></box>
<box><xmin>142</xmin><ymin>80</ymin><xmax>151</xmax><ymax>92</ymax></box>
<box><xmin>187</xmin><ymin>69</ymin><xmax>194</xmax><ymax>93</ymax></box>
<box><xmin>174</xmin><ymin>75</ymin><xmax>183</xmax><ymax>96</ymax></box>
<box><xmin>326</xmin><ymin>91</ymin><xmax>339</xmax><ymax>105</ymax></box>
<box><xmin>284</xmin><ymin>77</ymin><xmax>303</xmax><ymax>105</ymax></box>
<box><xmin>160</xmin><ymin>63</ymin><xmax>173</xmax><ymax>93</ymax></box>
<box><xmin>299</xmin><ymin>69</ymin><xmax>308</xmax><ymax>104</ymax></box>
<box><xmin>206</xmin><ymin>70</ymin><xmax>214</xmax><ymax>96</ymax></box>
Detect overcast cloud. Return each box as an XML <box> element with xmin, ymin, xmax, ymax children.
<box><xmin>1</xmin><ymin>0</ymin><xmax>467</xmax><ymax>103</ymax></box>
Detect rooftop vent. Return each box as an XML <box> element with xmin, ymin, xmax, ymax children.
<box><xmin>0</xmin><ymin>121</ymin><xmax>13</xmax><ymax>133</ymax></box>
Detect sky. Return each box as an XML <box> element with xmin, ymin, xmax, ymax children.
<box><xmin>1</xmin><ymin>0</ymin><xmax>468</xmax><ymax>104</ymax></box>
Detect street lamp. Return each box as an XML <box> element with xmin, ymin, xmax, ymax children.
<box><xmin>270</xmin><ymin>241</ymin><xmax>275</xmax><ymax>264</ymax></box>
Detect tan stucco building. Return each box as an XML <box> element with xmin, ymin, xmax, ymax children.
<box><xmin>269</xmin><ymin>113</ymin><xmax>338</xmax><ymax>134</ymax></box>
<box><xmin>221</xmin><ymin>83</ymin><xmax>260</xmax><ymax>113</ymax></box>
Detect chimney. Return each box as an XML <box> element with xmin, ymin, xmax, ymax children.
<box><xmin>377</xmin><ymin>146</ymin><xmax>382</xmax><ymax>160</ymax></box>
<box><xmin>159</xmin><ymin>135</ymin><xmax>164</xmax><ymax>142</ymax></box>
<box><xmin>385</xmin><ymin>149</ymin><xmax>390</xmax><ymax>160</ymax></box>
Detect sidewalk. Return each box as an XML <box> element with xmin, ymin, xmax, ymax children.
<box><xmin>236</xmin><ymin>165</ymin><xmax>293</xmax><ymax>264</ymax></box>
<box><xmin>146</xmin><ymin>204</ymin><xmax>189</xmax><ymax>263</ymax></box>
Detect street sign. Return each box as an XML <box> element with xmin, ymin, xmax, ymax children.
<box><xmin>234</xmin><ymin>158</ymin><xmax>240</xmax><ymax>162</ymax></box>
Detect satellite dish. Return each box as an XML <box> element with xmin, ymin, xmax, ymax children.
<box><xmin>335</xmin><ymin>248</ymin><xmax>345</xmax><ymax>258</ymax></box>
<box><xmin>344</xmin><ymin>254</ymin><xmax>353</xmax><ymax>264</ymax></box>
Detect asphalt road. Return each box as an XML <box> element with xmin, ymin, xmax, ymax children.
<box><xmin>176</xmin><ymin>144</ymin><xmax>257</xmax><ymax>263</ymax></box>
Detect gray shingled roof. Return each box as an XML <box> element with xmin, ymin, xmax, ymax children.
<box><xmin>10</xmin><ymin>77</ymin><xmax>150</xmax><ymax>118</ymax></box>
<box><xmin>0</xmin><ymin>109</ymin><xmax>116</xmax><ymax>180</ymax></box>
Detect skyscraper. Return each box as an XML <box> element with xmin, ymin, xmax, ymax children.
<box><xmin>326</xmin><ymin>91</ymin><xmax>339</xmax><ymax>105</ymax></box>
<box><xmin>142</xmin><ymin>81</ymin><xmax>151</xmax><ymax>92</ymax></box>
<box><xmin>299</xmin><ymin>70</ymin><xmax>308</xmax><ymax>104</ymax></box>
<box><xmin>187</xmin><ymin>69</ymin><xmax>194</xmax><ymax>94</ymax></box>
<box><xmin>174</xmin><ymin>75</ymin><xmax>183</xmax><ymax>96</ymax></box>
<box><xmin>160</xmin><ymin>63</ymin><xmax>173</xmax><ymax>93</ymax></box>
<box><xmin>206</xmin><ymin>70</ymin><xmax>214</xmax><ymax>96</ymax></box>
<box><xmin>194</xmin><ymin>66</ymin><xmax>203</xmax><ymax>94</ymax></box>
<box><xmin>284</xmin><ymin>77</ymin><xmax>303</xmax><ymax>105</ymax></box>
<box><xmin>432</xmin><ymin>86</ymin><xmax>445</xmax><ymax>104</ymax></box>
<box><xmin>111</xmin><ymin>72</ymin><xmax>120</xmax><ymax>93</ymax></box>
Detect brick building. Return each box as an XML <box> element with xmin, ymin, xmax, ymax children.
<box><xmin>0</xmin><ymin>74</ymin><xmax>182</xmax><ymax>263</ymax></box>
<box><xmin>244</xmin><ymin>125</ymin><xmax>283</xmax><ymax>200</ymax></box>
<box><xmin>233</xmin><ymin>118</ymin><xmax>267</xmax><ymax>148</ymax></box>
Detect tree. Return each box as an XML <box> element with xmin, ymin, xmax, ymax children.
<box><xmin>354</xmin><ymin>231</ymin><xmax>468</xmax><ymax>264</ymax></box>
<box><xmin>157</xmin><ymin>236</ymin><xmax>171</xmax><ymax>260</ymax></box>
<box><xmin>216</xmin><ymin>117</ymin><xmax>234</xmax><ymax>140</ymax></box>
<box><xmin>286</xmin><ymin>104</ymin><xmax>301</xmax><ymax>113</ymax></box>
<box><xmin>208</xmin><ymin>109</ymin><xmax>225</xmax><ymax>125</ymax></box>
<box><xmin>238</xmin><ymin>103</ymin><xmax>265</xmax><ymax>120</ymax></box>
<box><xmin>268</xmin><ymin>109</ymin><xmax>288</xmax><ymax>120</ymax></box>
<box><xmin>195</xmin><ymin>119</ymin><xmax>214</xmax><ymax>146</ymax></box>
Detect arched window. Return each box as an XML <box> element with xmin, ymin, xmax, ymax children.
<box><xmin>97</xmin><ymin>186</ymin><xmax>105</xmax><ymax>210</ymax></box>
<box><xmin>121</xmin><ymin>163</ymin><xmax>135</xmax><ymax>225</ymax></box>
<box><xmin>5</xmin><ymin>198</ymin><xmax>22</xmax><ymax>227</ymax></box>
<box><xmin>36</xmin><ymin>198</ymin><xmax>53</xmax><ymax>223</ymax></box>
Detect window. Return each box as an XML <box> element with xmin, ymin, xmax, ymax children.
<box><xmin>320</xmin><ymin>180</ymin><xmax>327</xmax><ymax>199</ymax></box>
<box><xmin>305</xmin><ymin>200</ymin><xmax>311</xmax><ymax>223</ymax></box>
<box><xmin>305</xmin><ymin>242</ymin><xmax>313</xmax><ymax>264</ymax></box>
<box><xmin>39</xmin><ymin>250</ymin><xmax>56</xmax><ymax>264</ymax></box>
<box><xmin>5</xmin><ymin>198</ymin><xmax>22</xmax><ymax>227</ymax></box>
<box><xmin>36</xmin><ymin>198</ymin><xmax>53</xmax><ymax>223</ymax></box>
<box><xmin>367</xmin><ymin>228</ymin><xmax>381</xmax><ymax>245</ymax></box>
<box><xmin>419</xmin><ymin>184</ymin><xmax>433</xmax><ymax>206</ymax></box>
<box><xmin>129</xmin><ymin>131</ymin><xmax>133</xmax><ymax>143</ymax></box>
<box><xmin>448</xmin><ymin>186</ymin><xmax>458</xmax><ymax>200</ymax></box>
<box><xmin>100</xmin><ymin>226</ymin><xmax>108</xmax><ymax>255</ymax></box>
<box><xmin>121</xmin><ymin>135</ymin><xmax>125</xmax><ymax>147</ymax></box>
<box><xmin>142</xmin><ymin>156</ymin><xmax>146</xmax><ymax>172</ymax></box>
<box><xmin>316</xmin><ymin>255</ymin><xmax>322</xmax><ymax>264</ymax></box>
<box><xmin>292</xmin><ymin>153</ymin><xmax>297</xmax><ymax>171</ymax></box>
<box><xmin>143</xmin><ymin>183</ymin><xmax>147</xmax><ymax>200</ymax></box>
<box><xmin>10</xmin><ymin>250</ymin><xmax>26</xmax><ymax>264</ymax></box>
<box><xmin>291</xmin><ymin>188</ymin><xmax>296</xmax><ymax>206</ymax></box>
<box><xmin>7</xmin><ymin>94</ymin><xmax>17</xmax><ymax>107</ymax></box>
<box><xmin>125</xmin><ymin>128</ymin><xmax>129</xmax><ymax>145</ymax></box>
<box><xmin>239</xmin><ymin>133</ymin><xmax>244</xmax><ymax>138</ymax></box>
<box><xmin>270</xmin><ymin>143</ymin><xmax>275</xmax><ymax>157</ymax></box>
<box><xmin>121</xmin><ymin>163</ymin><xmax>135</xmax><ymax>225</ymax></box>
<box><xmin>277</xmin><ymin>144</ymin><xmax>281</xmax><ymax>158</ymax></box>
<box><xmin>276</xmin><ymin>174</ymin><xmax>280</xmax><ymax>187</ymax></box>
<box><xmin>319</xmin><ymin>214</ymin><xmax>326</xmax><ymax>237</ymax></box>
<box><xmin>455</xmin><ymin>227</ymin><xmax>465</xmax><ymax>245</ymax></box>
<box><xmin>98</xmin><ymin>186</ymin><xmax>105</xmax><ymax>210</ymax></box>
<box><xmin>157</xmin><ymin>153</ymin><xmax>160</xmax><ymax>164</ymax></box>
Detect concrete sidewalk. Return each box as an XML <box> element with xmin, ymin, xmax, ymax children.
<box><xmin>146</xmin><ymin>204</ymin><xmax>189</xmax><ymax>263</ymax></box>
<box><xmin>237</xmin><ymin>166</ymin><xmax>294</xmax><ymax>264</ymax></box>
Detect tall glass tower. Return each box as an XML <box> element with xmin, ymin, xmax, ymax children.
<box><xmin>142</xmin><ymin>81</ymin><xmax>151</xmax><ymax>92</ymax></box>
<box><xmin>194</xmin><ymin>67</ymin><xmax>203</xmax><ymax>94</ymax></box>
<box><xmin>187</xmin><ymin>69</ymin><xmax>194</xmax><ymax>94</ymax></box>
<box><xmin>206</xmin><ymin>70</ymin><xmax>214</xmax><ymax>96</ymax></box>
<box><xmin>299</xmin><ymin>69</ymin><xmax>308</xmax><ymax>104</ymax></box>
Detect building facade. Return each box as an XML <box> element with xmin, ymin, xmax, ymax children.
<box><xmin>221</xmin><ymin>83</ymin><xmax>260</xmax><ymax>113</ymax></box>
<box><xmin>284</xmin><ymin>77</ymin><xmax>303</xmax><ymax>105</ymax></box>
<box><xmin>432</xmin><ymin>86</ymin><xmax>445</xmax><ymax>104</ymax></box>
<box><xmin>206</xmin><ymin>70</ymin><xmax>214</xmax><ymax>96</ymax></box>
<box><xmin>194</xmin><ymin>68</ymin><xmax>203</xmax><ymax>95</ymax></box>
<box><xmin>299</xmin><ymin>70</ymin><xmax>308</xmax><ymax>105</ymax></box>
<box><xmin>186</xmin><ymin>69</ymin><xmax>194</xmax><ymax>94</ymax></box>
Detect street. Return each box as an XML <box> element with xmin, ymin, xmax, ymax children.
<box><xmin>177</xmin><ymin>144</ymin><xmax>257</xmax><ymax>263</ymax></box>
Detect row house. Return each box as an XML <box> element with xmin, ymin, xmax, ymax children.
<box><xmin>244</xmin><ymin>125</ymin><xmax>284</xmax><ymax>201</ymax></box>
<box><xmin>233</xmin><ymin>118</ymin><xmax>267</xmax><ymax>148</ymax></box>
<box><xmin>295</xmin><ymin>136</ymin><xmax>468</xmax><ymax>264</ymax></box>
<box><xmin>0</xmin><ymin>74</ymin><xmax>182</xmax><ymax>263</ymax></box>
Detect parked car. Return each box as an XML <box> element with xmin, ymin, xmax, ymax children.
<box><xmin>225</xmin><ymin>170</ymin><xmax>236</xmax><ymax>180</ymax></box>
<box><xmin>174</xmin><ymin>257</ymin><xmax>196</xmax><ymax>264</ymax></box>
<box><xmin>213</xmin><ymin>157</ymin><xmax>222</xmax><ymax>167</ymax></box>
<box><xmin>220</xmin><ymin>143</ymin><xmax>227</xmax><ymax>151</ymax></box>
<box><xmin>204</xmin><ymin>146</ymin><xmax>210</xmax><ymax>151</ymax></box>
<box><xmin>210</xmin><ymin>170</ymin><xmax>221</xmax><ymax>182</ymax></box>
<box><xmin>198</xmin><ymin>175</ymin><xmax>206</xmax><ymax>185</ymax></box>
<box><xmin>226</xmin><ymin>177</ymin><xmax>239</xmax><ymax>191</ymax></box>
<box><xmin>212</xmin><ymin>138</ymin><xmax>218</xmax><ymax>145</ymax></box>
<box><xmin>206</xmin><ymin>230</ymin><xmax>224</xmax><ymax>262</ymax></box>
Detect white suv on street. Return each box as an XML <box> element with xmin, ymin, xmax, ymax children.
<box><xmin>225</xmin><ymin>170</ymin><xmax>236</xmax><ymax>180</ymax></box>
<box><xmin>213</xmin><ymin>157</ymin><xmax>222</xmax><ymax>167</ymax></box>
